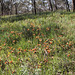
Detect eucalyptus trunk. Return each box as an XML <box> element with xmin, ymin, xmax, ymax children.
<box><xmin>55</xmin><ymin>0</ymin><xmax>57</xmax><ymax>10</ymax></box>
<box><xmin>10</xmin><ymin>0</ymin><xmax>13</xmax><ymax>15</ymax></box>
<box><xmin>31</xmin><ymin>0</ymin><xmax>34</xmax><ymax>14</ymax></box>
<box><xmin>66</xmin><ymin>0</ymin><xmax>70</xmax><ymax>11</ymax></box>
<box><xmin>1</xmin><ymin>0</ymin><xmax>4</xmax><ymax>15</ymax></box>
<box><xmin>34</xmin><ymin>0</ymin><xmax>36</xmax><ymax>14</ymax></box>
<box><xmin>49</xmin><ymin>0</ymin><xmax>53</xmax><ymax>11</ymax></box>
<box><xmin>72</xmin><ymin>0</ymin><xmax>75</xmax><ymax>12</ymax></box>
<box><xmin>15</xmin><ymin>3</ymin><xmax>18</xmax><ymax>15</ymax></box>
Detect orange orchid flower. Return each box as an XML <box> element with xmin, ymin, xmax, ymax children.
<box><xmin>9</xmin><ymin>61</ymin><xmax>13</xmax><ymax>64</ymax></box>
<box><xmin>67</xmin><ymin>54</ymin><xmax>70</xmax><ymax>57</ymax></box>
<box><xmin>46</xmin><ymin>27</ymin><xmax>49</xmax><ymax>31</ymax></box>
<box><xmin>47</xmin><ymin>50</ymin><xmax>51</xmax><ymax>53</ymax></box>
<box><xmin>10</xmin><ymin>31</ymin><xmax>14</xmax><ymax>34</ymax></box>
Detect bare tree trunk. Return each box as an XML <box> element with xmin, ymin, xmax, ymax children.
<box><xmin>42</xmin><ymin>0</ymin><xmax>45</xmax><ymax>6</ymax></box>
<box><xmin>1</xmin><ymin>0</ymin><xmax>4</xmax><ymax>15</ymax></box>
<box><xmin>31</xmin><ymin>0</ymin><xmax>34</xmax><ymax>14</ymax></box>
<box><xmin>10</xmin><ymin>0</ymin><xmax>13</xmax><ymax>15</ymax></box>
<box><xmin>72</xmin><ymin>0</ymin><xmax>75</xmax><ymax>12</ymax></box>
<box><xmin>65</xmin><ymin>0</ymin><xmax>70</xmax><ymax>11</ymax></box>
<box><xmin>49</xmin><ymin>0</ymin><xmax>53</xmax><ymax>11</ymax></box>
<box><xmin>55</xmin><ymin>0</ymin><xmax>57</xmax><ymax>10</ymax></box>
<box><xmin>34</xmin><ymin>0</ymin><xmax>36</xmax><ymax>15</ymax></box>
<box><xmin>15</xmin><ymin>4</ymin><xmax>18</xmax><ymax>15</ymax></box>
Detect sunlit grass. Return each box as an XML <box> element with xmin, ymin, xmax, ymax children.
<box><xmin>0</xmin><ymin>12</ymin><xmax>75</xmax><ymax>75</ymax></box>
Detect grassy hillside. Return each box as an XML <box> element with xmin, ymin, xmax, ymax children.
<box><xmin>0</xmin><ymin>12</ymin><xmax>75</xmax><ymax>75</ymax></box>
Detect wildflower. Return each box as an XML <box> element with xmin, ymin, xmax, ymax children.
<box><xmin>51</xmin><ymin>56</ymin><xmax>54</xmax><ymax>59</ymax></box>
<box><xmin>28</xmin><ymin>40</ymin><xmax>32</xmax><ymax>43</ymax></box>
<box><xmin>31</xmin><ymin>23</ymin><xmax>34</xmax><ymax>25</ymax></box>
<box><xmin>49</xmin><ymin>41</ymin><xmax>52</xmax><ymax>44</ymax></box>
<box><xmin>37</xmin><ymin>29</ymin><xmax>39</xmax><ymax>31</ymax></box>
<box><xmin>47</xmin><ymin>50</ymin><xmax>51</xmax><ymax>53</ymax></box>
<box><xmin>29</xmin><ymin>49</ymin><xmax>33</xmax><ymax>52</ymax></box>
<box><xmin>33</xmin><ymin>25</ymin><xmax>35</xmax><ymax>27</ymax></box>
<box><xmin>45</xmin><ymin>46</ymin><xmax>49</xmax><ymax>50</ymax></box>
<box><xmin>50</xmin><ymin>38</ymin><xmax>54</xmax><ymax>41</ymax></box>
<box><xmin>18</xmin><ymin>48</ymin><xmax>22</xmax><ymax>51</ymax></box>
<box><xmin>9</xmin><ymin>61</ymin><xmax>13</xmax><ymax>64</ymax></box>
<box><xmin>0</xmin><ymin>59</ymin><xmax>1</xmax><ymax>62</ymax></box>
<box><xmin>33</xmin><ymin>34</ymin><xmax>35</xmax><ymax>36</ymax></box>
<box><xmin>62</xmin><ymin>45</ymin><xmax>64</xmax><ymax>47</ymax></box>
<box><xmin>13</xmin><ymin>40</ymin><xmax>15</xmax><ymax>43</ymax></box>
<box><xmin>41</xmin><ymin>34</ymin><xmax>44</xmax><ymax>37</ymax></box>
<box><xmin>39</xmin><ymin>24</ymin><xmax>41</xmax><ymax>26</ymax></box>
<box><xmin>39</xmin><ymin>28</ymin><xmax>41</xmax><ymax>31</ymax></box>
<box><xmin>18</xmin><ymin>51</ymin><xmax>20</xmax><ymax>54</ymax></box>
<box><xmin>12</xmin><ymin>70</ymin><xmax>16</xmax><ymax>74</ymax></box>
<box><xmin>9</xmin><ymin>47</ymin><xmax>13</xmax><ymax>50</ymax></box>
<box><xmin>0</xmin><ymin>46</ymin><xmax>2</xmax><ymax>51</ymax></box>
<box><xmin>0</xmin><ymin>57</ymin><xmax>2</xmax><ymax>62</ymax></box>
<box><xmin>33</xmin><ymin>51</ymin><xmax>37</xmax><ymax>53</ymax></box>
<box><xmin>7</xmin><ymin>55</ymin><xmax>10</xmax><ymax>57</ymax></box>
<box><xmin>54</xmin><ymin>28</ymin><xmax>58</xmax><ymax>30</ymax></box>
<box><xmin>13</xmin><ymin>34</ymin><xmax>15</xmax><ymax>36</ymax></box>
<box><xmin>18</xmin><ymin>58</ymin><xmax>20</xmax><ymax>61</ymax></box>
<box><xmin>38</xmin><ymin>65</ymin><xmax>41</xmax><ymax>68</ymax></box>
<box><xmin>5</xmin><ymin>61</ymin><xmax>9</xmax><ymax>64</ymax></box>
<box><xmin>66</xmin><ymin>42</ymin><xmax>69</xmax><ymax>45</ymax></box>
<box><xmin>11</xmin><ymin>51</ymin><xmax>14</xmax><ymax>53</ymax></box>
<box><xmin>67</xmin><ymin>54</ymin><xmax>70</xmax><ymax>57</ymax></box>
<box><xmin>44</xmin><ymin>59</ymin><xmax>48</xmax><ymax>63</ymax></box>
<box><xmin>36</xmin><ymin>36</ymin><xmax>39</xmax><ymax>39</ymax></box>
<box><xmin>32</xmin><ymin>29</ymin><xmax>34</xmax><ymax>31</ymax></box>
<box><xmin>27</xmin><ymin>29</ymin><xmax>29</xmax><ymax>31</ymax></box>
<box><xmin>2</xmin><ymin>30</ymin><xmax>4</xmax><ymax>32</ymax></box>
<box><xmin>32</xmin><ymin>48</ymin><xmax>37</xmax><ymax>51</ymax></box>
<box><xmin>69</xmin><ymin>43</ymin><xmax>72</xmax><ymax>46</ymax></box>
<box><xmin>13</xmin><ymin>48</ymin><xmax>15</xmax><ymax>51</ymax></box>
<box><xmin>3</xmin><ymin>43</ymin><xmax>6</xmax><ymax>46</ymax></box>
<box><xmin>59</xmin><ymin>35</ymin><xmax>63</xmax><ymax>37</ymax></box>
<box><xmin>37</xmin><ymin>44</ymin><xmax>41</xmax><ymax>46</ymax></box>
<box><xmin>39</xmin><ymin>38</ymin><xmax>42</xmax><ymax>42</ymax></box>
<box><xmin>46</xmin><ymin>27</ymin><xmax>49</xmax><ymax>31</ymax></box>
<box><xmin>0</xmin><ymin>65</ymin><xmax>2</xmax><ymax>67</ymax></box>
<box><xmin>10</xmin><ymin>31</ymin><xmax>14</xmax><ymax>34</ymax></box>
<box><xmin>24</xmin><ymin>49</ymin><xmax>26</xmax><ymax>52</ymax></box>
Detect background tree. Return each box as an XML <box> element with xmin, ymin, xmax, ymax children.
<box><xmin>65</xmin><ymin>0</ymin><xmax>70</xmax><ymax>11</ymax></box>
<box><xmin>3</xmin><ymin>0</ymin><xmax>10</xmax><ymax>15</ymax></box>
<box><xmin>42</xmin><ymin>0</ymin><xmax>45</xmax><ymax>6</ymax></box>
<box><xmin>13</xmin><ymin>0</ymin><xmax>22</xmax><ymax>15</ymax></box>
<box><xmin>49</xmin><ymin>0</ymin><xmax>53</xmax><ymax>11</ymax></box>
<box><xmin>10</xmin><ymin>0</ymin><xmax>13</xmax><ymax>15</ymax></box>
<box><xmin>54</xmin><ymin>0</ymin><xmax>57</xmax><ymax>10</ymax></box>
<box><xmin>34</xmin><ymin>0</ymin><xmax>36</xmax><ymax>14</ymax></box>
<box><xmin>72</xmin><ymin>0</ymin><xmax>75</xmax><ymax>12</ymax></box>
<box><xmin>0</xmin><ymin>0</ymin><xmax>4</xmax><ymax>15</ymax></box>
<box><xmin>0</xmin><ymin>0</ymin><xmax>73</xmax><ymax>16</ymax></box>
<box><xmin>14</xmin><ymin>3</ymin><xmax>18</xmax><ymax>15</ymax></box>
<box><xmin>31</xmin><ymin>0</ymin><xmax>34</xmax><ymax>13</ymax></box>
